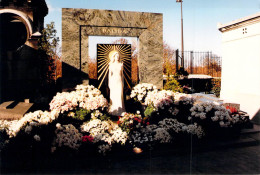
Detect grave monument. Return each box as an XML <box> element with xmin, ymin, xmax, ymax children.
<box><xmin>62</xmin><ymin>8</ymin><xmax>163</xmax><ymax>91</ymax></box>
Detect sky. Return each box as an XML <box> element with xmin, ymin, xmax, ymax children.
<box><xmin>45</xmin><ymin>0</ymin><xmax>260</xmax><ymax>57</ymax></box>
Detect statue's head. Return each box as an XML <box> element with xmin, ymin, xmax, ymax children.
<box><xmin>109</xmin><ymin>50</ymin><xmax>120</xmax><ymax>63</ymax></box>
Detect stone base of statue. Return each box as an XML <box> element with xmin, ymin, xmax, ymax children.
<box><xmin>109</xmin><ymin>105</ymin><xmax>125</xmax><ymax>116</ymax></box>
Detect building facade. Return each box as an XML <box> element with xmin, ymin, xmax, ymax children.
<box><xmin>218</xmin><ymin>12</ymin><xmax>260</xmax><ymax>119</ymax></box>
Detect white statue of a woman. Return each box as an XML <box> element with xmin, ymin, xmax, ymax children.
<box><xmin>108</xmin><ymin>50</ymin><xmax>125</xmax><ymax>116</ymax></box>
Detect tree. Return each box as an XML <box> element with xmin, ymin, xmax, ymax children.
<box><xmin>38</xmin><ymin>22</ymin><xmax>61</xmax><ymax>83</ymax></box>
<box><xmin>38</xmin><ymin>22</ymin><xmax>60</xmax><ymax>57</ymax></box>
<box><xmin>203</xmin><ymin>54</ymin><xmax>222</xmax><ymax>77</ymax></box>
<box><xmin>163</xmin><ymin>42</ymin><xmax>176</xmax><ymax>75</ymax></box>
<box><xmin>88</xmin><ymin>59</ymin><xmax>97</xmax><ymax>79</ymax></box>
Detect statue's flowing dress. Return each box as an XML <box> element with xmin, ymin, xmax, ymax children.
<box><xmin>108</xmin><ymin>62</ymin><xmax>125</xmax><ymax>116</ymax></box>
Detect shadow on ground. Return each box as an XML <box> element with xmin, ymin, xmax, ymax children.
<box><xmin>1</xmin><ymin>138</ymin><xmax>260</xmax><ymax>174</ymax></box>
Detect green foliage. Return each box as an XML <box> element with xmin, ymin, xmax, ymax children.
<box><xmin>99</xmin><ymin>113</ymin><xmax>111</xmax><ymax>121</ymax></box>
<box><xmin>73</xmin><ymin>109</ymin><xmax>91</xmax><ymax>121</ymax></box>
<box><xmin>73</xmin><ymin>109</ymin><xmax>110</xmax><ymax>122</ymax></box>
<box><xmin>38</xmin><ymin>22</ymin><xmax>60</xmax><ymax>93</ymax></box>
<box><xmin>164</xmin><ymin>77</ymin><xmax>183</xmax><ymax>93</ymax></box>
<box><xmin>144</xmin><ymin>105</ymin><xmax>155</xmax><ymax>118</ymax></box>
<box><xmin>175</xmin><ymin>67</ymin><xmax>189</xmax><ymax>78</ymax></box>
<box><xmin>118</xmin><ymin>113</ymin><xmax>144</xmax><ymax>134</ymax></box>
<box><xmin>212</xmin><ymin>79</ymin><xmax>221</xmax><ymax>97</ymax></box>
<box><xmin>163</xmin><ymin>42</ymin><xmax>176</xmax><ymax>75</ymax></box>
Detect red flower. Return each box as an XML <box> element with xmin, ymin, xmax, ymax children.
<box><xmin>117</xmin><ymin>120</ymin><xmax>121</xmax><ymax>125</ymax></box>
<box><xmin>82</xmin><ymin>135</ymin><xmax>94</xmax><ymax>143</ymax></box>
<box><xmin>134</xmin><ymin>117</ymin><xmax>139</xmax><ymax>121</ymax></box>
<box><xmin>146</xmin><ymin>122</ymin><xmax>150</xmax><ymax>125</ymax></box>
<box><xmin>226</xmin><ymin>106</ymin><xmax>238</xmax><ymax>114</ymax></box>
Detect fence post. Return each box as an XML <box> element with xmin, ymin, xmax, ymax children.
<box><xmin>211</xmin><ymin>51</ymin><xmax>213</xmax><ymax>77</ymax></box>
<box><xmin>211</xmin><ymin>52</ymin><xmax>213</xmax><ymax>77</ymax></box>
<box><xmin>218</xmin><ymin>57</ymin><xmax>221</xmax><ymax>77</ymax></box>
<box><xmin>207</xmin><ymin>51</ymin><xmax>210</xmax><ymax>75</ymax></box>
<box><xmin>181</xmin><ymin>50</ymin><xmax>184</xmax><ymax>68</ymax></box>
<box><xmin>176</xmin><ymin>49</ymin><xmax>179</xmax><ymax>72</ymax></box>
<box><xmin>190</xmin><ymin>51</ymin><xmax>193</xmax><ymax>74</ymax></box>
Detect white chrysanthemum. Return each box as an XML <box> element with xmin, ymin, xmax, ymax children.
<box><xmin>153</xmin><ymin>128</ymin><xmax>171</xmax><ymax>143</ymax></box>
<box><xmin>199</xmin><ymin>112</ymin><xmax>207</xmax><ymax>119</ymax></box>
<box><xmin>81</xmin><ymin>118</ymin><xmax>128</xmax><ymax>154</ymax></box>
<box><xmin>189</xmin><ymin>102</ymin><xmax>237</xmax><ymax>128</ymax></box>
<box><xmin>34</xmin><ymin>135</ymin><xmax>41</xmax><ymax>142</ymax></box>
<box><xmin>130</xmin><ymin>83</ymin><xmax>158</xmax><ymax>103</ymax></box>
<box><xmin>98</xmin><ymin>144</ymin><xmax>112</xmax><ymax>155</ymax></box>
<box><xmin>6</xmin><ymin>110</ymin><xmax>57</xmax><ymax>138</ymax></box>
<box><xmin>53</xmin><ymin>124</ymin><xmax>82</xmax><ymax>151</ymax></box>
<box><xmin>144</xmin><ymin>90</ymin><xmax>174</xmax><ymax>110</ymax></box>
<box><xmin>50</xmin><ymin>84</ymin><xmax>108</xmax><ymax>114</ymax></box>
<box><xmin>211</xmin><ymin>116</ymin><xmax>219</xmax><ymax>121</ymax></box>
<box><xmin>25</xmin><ymin>125</ymin><xmax>32</xmax><ymax>134</ymax></box>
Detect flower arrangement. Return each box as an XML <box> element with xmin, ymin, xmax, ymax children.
<box><xmin>130</xmin><ymin>83</ymin><xmax>158</xmax><ymax>103</ymax></box>
<box><xmin>190</xmin><ymin>102</ymin><xmax>233</xmax><ymax>128</ymax></box>
<box><xmin>226</xmin><ymin>106</ymin><xmax>238</xmax><ymax>114</ymax></box>
<box><xmin>5</xmin><ymin>110</ymin><xmax>59</xmax><ymax>138</ymax></box>
<box><xmin>52</xmin><ymin>124</ymin><xmax>83</xmax><ymax>151</ymax></box>
<box><xmin>143</xmin><ymin>90</ymin><xmax>175</xmax><ymax>123</ymax></box>
<box><xmin>82</xmin><ymin>135</ymin><xmax>94</xmax><ymax>143</ymax></box>
<box><xmin>144</xmin><ymin>90</ymin><xmax>175</xmax><ymax>110</ymax></box>
<box><xmin>0</xmin><ymin>83</ymin><xmax>250</xmax><ymax>160</ymax></box>
<box><xmin>158</xmin><ymin>118</ymin><xmax>204</xmax><ymax>139</ymax></box>
<box><xmin>173</xmin><ymin>93</ymin><xmax>195</xmax><ymax>106</ymax></box>
<box><xmin>172</xmin><ymin>93</ymin><xmax>195</xmax><ymax>123</ymax></box>
<box><xmin>225</xmin><ymin>106</ymin><xmax>249</xmax><ymax>126</ymax></box>
<box><xmin>118</xmin><ymin>112</ymin><xmax>149</xmax><ymax>134</ymax></box>
<box><xmin>50</xmin><ymin>85</ymin><xmax>108</xmax><ymax>115</ymax></box>
<box><xmin>80</xmin><ymin>118</ymin><xmax>128</xmax><ymax>154</ymax></box>
<box><xmin>129</xmin><ymin>117</ymin><xmax>204</xmax><ymax>148</ymax></box>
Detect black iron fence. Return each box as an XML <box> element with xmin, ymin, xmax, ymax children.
<box><xmin>175</xmin><ymin>50</ymin><xmax>222</xmax><ymax>77</ymax></box>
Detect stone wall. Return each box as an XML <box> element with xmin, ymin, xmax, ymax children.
<box><xmin>62</xmin><ymin>8</ymin><xmax>163</xmax><ymax>89</ymax></box>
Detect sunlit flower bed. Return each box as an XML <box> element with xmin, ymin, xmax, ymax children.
<box><xmin>0</xmin><ymin>83</ymin><xmax>249</xmax><ymax>158</ymax></box>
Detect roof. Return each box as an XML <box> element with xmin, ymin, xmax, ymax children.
<box><xmin>218</xmin><ymin>12</ymin><xmax>260</xmax><ymax>32</ymax></box>
<box><xmin>188</xmin><ymin>74</ymin><xmax>212</xmax><ymax>79</ymax></box>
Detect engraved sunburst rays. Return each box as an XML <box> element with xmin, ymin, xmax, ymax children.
<box><xmin>97</xmin><ymin>44</ymin><xmax>132</xmax><ymax>90</ymax></box>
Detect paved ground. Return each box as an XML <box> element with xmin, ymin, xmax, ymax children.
<box><xmin>71</xmin><ymin>144</ymin><xmax>259</xmax><ymax>175</ymax></box>
<box><xmin>4</xmin><ymin>143</ymin><xmax>256</xmax><ymax>175</ymax></box>
<box><xmin>1</xmin><ymin>126</ymin><xmax>260</xmax><ymax>175</ymax></box>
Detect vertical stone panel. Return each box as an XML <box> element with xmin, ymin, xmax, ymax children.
<box><xmin>81</xmin><ymin>29</ymin><xmax>89</xmax><ymax>83</ymax></box>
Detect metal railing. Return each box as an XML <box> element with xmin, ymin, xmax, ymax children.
<box><xmin>175</xmin><ymin>50</ymin><xmax>222</xmax><ymax>77</ymax></box>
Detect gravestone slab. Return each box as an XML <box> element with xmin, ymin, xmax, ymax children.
<box><xmin>0</xmin><ymin>101</ymin><xmax>34</xmax><ymax>120</ymax></box>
